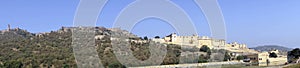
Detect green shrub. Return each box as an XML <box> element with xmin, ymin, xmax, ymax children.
<box><xmin>236</xmin><ymin>55</ymin><xmax>244</xmax><ymax>60</ymax></box>
<box><xmin>108</xmin><ymin>62</ymin><xmax>126</xmax><ymax>68</ymax></box>
<box><xmin>3</xmin><ymin>60</ymin><xmax>23</xmax><ymax>68</ymax></box>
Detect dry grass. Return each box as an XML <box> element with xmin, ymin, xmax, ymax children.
<box><xmin>283</xmin><ymin>63</ymin><xmax>300</xmax><ymax>68</ymax></box>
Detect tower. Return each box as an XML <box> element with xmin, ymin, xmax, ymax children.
<box><xmin>171</xmin><ymin>33</ymin><xmax>177</xmax><ymax>43</ymax></box>
<box><xmin>7</xmin><ymin>24</ymin><xmax>10</xmax><ymax>31</ymax></box>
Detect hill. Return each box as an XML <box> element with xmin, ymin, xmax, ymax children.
<box><xmin>250</xmin><ymin>45</ymin><xmax>292</xmax><ymax>55</ymax></box>
<box><xmin>0</xmin><ymin>27</ymin><xmax>188</xmax><ymax>68</ymax></box>
<box><xmin>251</xmin><ymin>45</ymin><xmax>292</xmax><ymax>52</ymax></box>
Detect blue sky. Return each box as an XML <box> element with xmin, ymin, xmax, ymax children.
<box><xmin>0</xmin><ymin>0</ymin><xmax>300</xmax><ymax>48</ymax></box>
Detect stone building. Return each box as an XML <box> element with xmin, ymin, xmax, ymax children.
<box><xmin>246</xmin><ymin>50</ymin><xmax>287</xmax><ymax>66</ymax></box>
<box><xmin>226</xmin><ymin>42</ymin><xmax>247</xmax><ymax>49</ymax></box>
<box><xmin>151</xmin><ymin>33</ymin><xmax>260</xmax><ymax>56</ymax></box>
<box><xmin>152</xmin><ymin>33</ymin><xmax>226</xmax><ymax>49</ymax></box>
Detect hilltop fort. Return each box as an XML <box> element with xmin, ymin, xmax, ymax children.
<box><xmin>0</xmin><ymin>25</ymin><xmax>289</xmax><ymax>67</ymax></box>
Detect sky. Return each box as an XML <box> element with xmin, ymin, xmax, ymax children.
<box><xmin>0</xmin><ymin>0</ymin><xmax>300</xmax><ymax>48</ymax></box>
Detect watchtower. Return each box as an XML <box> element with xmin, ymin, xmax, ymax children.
<box><xmin>7</xmin><ymin>24</ymin><xmax>11</xmax><ymax>31</ymax></box>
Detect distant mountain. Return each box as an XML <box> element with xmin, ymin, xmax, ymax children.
<box><xmin>250</xmin><ymin>45</ymin><xmax>292</xmax><ymax>55</ymax></box>
<box><xmin>251</xmin><ymin>45</ymin><xmax>292</xmax><ymax>52</ymax></box>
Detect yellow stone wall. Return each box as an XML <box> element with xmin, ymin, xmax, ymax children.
<box><xmin>245</xmin><ymin>51</ymin><xmax>288</xmax><ymax>66</ymax></box>
<box><xmin>268</xmin><ymin>57</ymin><xmax>287</xmax><ymax>66</ymax></box>
<box><xmin>258</xmin><ymin>52</ymin><xmax>269</xmax><ymax>66</ymax></box>
<box><xmin>156</xmin><ymin>33</ymin><xmax>252</xmax><ymax>51</ymax></box>
<box><xmin>211</xmin><ymin>39</ymin><xmax>226</xmax><ymax>49</ymax></box>
<box><xmin>172</xmin><ymin>35</ymin><xmax>199</xmax><ymax>47</ymax></box>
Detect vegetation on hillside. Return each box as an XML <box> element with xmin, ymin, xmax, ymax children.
<box><xmin>283</xmin><ymin>63</ymin><xmax>300</xmax><ymax>68</ymax></box>
<box><xmin>0</xmin><ymin>28</ymin><xmax>211</xmax><ymax>68</ymax></box>
<box><xmin>0</xmin><ymin>27</ymin><xmax>230</xmax><ymax>68</ymax></box>
<box><xmin>288</xmin><ymin>48</ymin><xmax>300</xmax><ymax>63</ymax></box>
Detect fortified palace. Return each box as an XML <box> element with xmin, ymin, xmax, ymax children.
<box><xmin>152</xmin><ymin>33</ymin><xmax>288</xmax><ymax>66</ymax></box>
<box><xmin>152</xmin><ymin>33</ymin><xmax>258</xmax><ymax>53</ymax></box>
<box><xmin>1</xmin><ymin>24</ymin><xmax>288</xmax><ymax>66</ymax></box>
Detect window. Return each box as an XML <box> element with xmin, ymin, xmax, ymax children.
<box><xmin>259</xmin><ymin>58</ymin><xmax>262</xmax><ymax>60</ymax></box>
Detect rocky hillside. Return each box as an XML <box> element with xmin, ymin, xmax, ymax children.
<box><xmin>0</xmin><ymin>27</ymin><xmax>189</xmax><ymax>68</ymax></box>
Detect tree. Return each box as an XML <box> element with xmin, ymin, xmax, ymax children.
<box><xmin>198</xmin><ymin>54</ymin><xmax>208</xmax><ymax>63</ymax></box>
<box><xmin>143</xmin><ymin>36</ymin><xmax>148</xmax><ymax>40</ymax></box>
<box><xmin>154</xmin><ymin>36</ymin><xmax>160</xmax><ymax>39</ymax></box>
<box><xmin>288</xmin><ymin>48</ymin><xmax>300</xmax><ymax>63</ymax></box>
<box><xmin>289</xmin><ymin>48</ymin><xmax>300</xmax><ymax>58</ymax></box>
<box><xmin>223</xmin><ymin>52</ymin><xmax>231</xmax><ymax>61</ymax></box>
<box><xmin>269</xmin><ymin>52</ymin><xmax>278</xmax><ymax>58</ymax></box>
<box><xmin>108</xmin><ymin>62</ymin><xmax>126</xmax><ymax>68</ymax></box>
<box><xmin>236</xmin><ymin>55</ymin><xmax>244</xmax><ymax>60</ymax></box>
<box><xmin>200</xmin><ymin>45</ymin><xmax>210</xmax><ymax>52</ymax></box>
<box><xmin>208</xmin><ymin>49</ymin><xmax>212</xmax><ymax>55</ymax></box>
